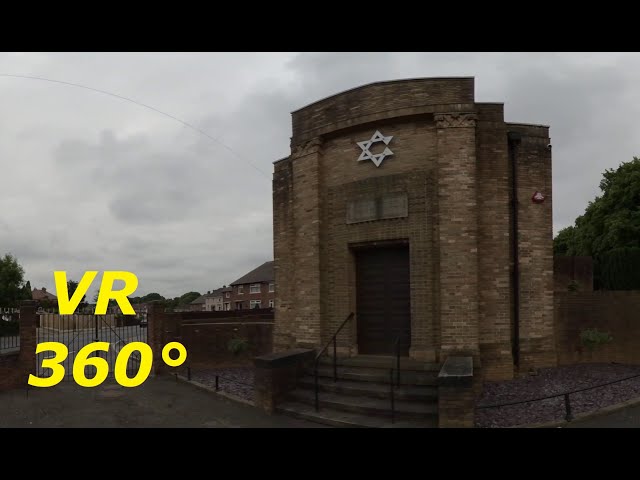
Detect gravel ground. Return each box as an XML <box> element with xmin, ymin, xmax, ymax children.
<box><xmin>476</xmin><ymin>363</ymin><xmax>640</xmax><ymax>428</ymax></box>
<box><xmin>187</xmin><ymin>366</ymin><xmax>255</xmax><ymax>403</ymax></box>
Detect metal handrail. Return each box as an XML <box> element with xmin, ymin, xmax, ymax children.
<box><xmin>314</xmin><ymin>312</ymin><xmax>355</xmax><ymax>412</ymax></box>
<box><xmin>389</xmin><ymin>369</ymin><xmax>395</xmax><ymax>424</ymax></box>
<box><xmin>393</xmin><ymin>335</ymin><xmax>401</xmax><ymax>387</ymax></box>
<box><xmin>476</xmin><ymin>370</ymin><xmax>640</xmax><ymax>422</ymax></box>
<box><xmin>389</xmin><ymin>334</ymin><xmax>402</xmax><ymax>424</ymax></box>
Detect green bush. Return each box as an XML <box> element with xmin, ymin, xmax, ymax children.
<box><xmin>228</xmin><ymin>337</ymin><xmax>249</xmax><ymax>355</ymax></box>
<box><xmin>580</xmin><ymin>328</ymin><xmax>613</xmax><ymax>351</ymax></box>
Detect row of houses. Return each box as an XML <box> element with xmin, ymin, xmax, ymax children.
<box><xmin>25</xmin><ymin>260</ymin><xmax>275</xmax><ymax>314</ymax></box>
<box><xmin>185</xmin><ymin>260</ymin><xmax>275</xmax><ymax>312</ymax></box>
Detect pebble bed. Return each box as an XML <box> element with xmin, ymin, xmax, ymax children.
<box><xmin>476</xmin><ymin>363</ymin><xmax>640</xmax><ymax>428</ymax></box>
<box><xmin>188</xmin><ymin>366</ymin><xmax>255</xmax><ymax>403</ymax></box>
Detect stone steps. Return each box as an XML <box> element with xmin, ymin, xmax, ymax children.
<box><xmin>287</xmin><ymin>388</ymin><xmax>438</xmax><ymax>419</ymax></box>
<box><xmin>276</xmin><ymin>401</ymin><xmax>438</xmax><ymax>428</ymax></box>
<box><xmin>311</xmin><ymin>366</ymin><xmax>438</xmax><ymax>386</ymax></box>
<box><xmin>275</xmin><ymin>356</ymin><xmax>441</xmax><ymax>428</ymax></box>
<box><xmin>317</xmin><ymin>354</ymin><xmax>440</xmax><ymax>372</ymax></box>
<box><xmin>297</xmin><ymin>375</ymin><xmax>437</xmax><ymax>401</ymax></box>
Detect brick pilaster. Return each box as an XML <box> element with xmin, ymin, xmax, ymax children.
<box><xmin>435</xmin><ymin>112</ymin><xmax>480</xmax><ymax>362</ymax></box>
<box><xmin>291</xmin><ymin>138</ymin><xmax>323</xmax><ymax>349</ymax></box>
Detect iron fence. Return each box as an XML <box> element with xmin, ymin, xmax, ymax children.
<box><xmin>34</xmin><ymin>308</ymin><xmax>148</xmax><ymax>380</ymax></box>
<box><xmin>0</xmin><ymin>308</ymin><xmax>20</xmax><ymax>353</ymax></box>
<box><xmin>476</xmin><ymin>371</ymin><xmax>640</xmax><ymax>424</ymax></box>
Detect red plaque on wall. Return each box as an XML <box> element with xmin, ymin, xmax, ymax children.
<box><xmin>532</xmin><ymin>191</ymin><xmax>545</xmax><ymax>204</ymax></box>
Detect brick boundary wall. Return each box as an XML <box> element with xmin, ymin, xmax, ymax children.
<box><xmin>147</xmin><ymin>301</ymin><xmax>275</xmax><ymax>373</ymax></box>
<box><xmin>555</xmin><ymin>291</ymin><xmax>640</xmax><ymax>365</ymax></box>
<box><xmin>179</xmin><ymin>322</ymin><xmax>273</xmax><ymax>365</ymax></box>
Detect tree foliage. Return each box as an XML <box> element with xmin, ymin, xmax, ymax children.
<box><xmin>129</xmin><ymin>292</ymin><xmax>165</xmax><ymax>304</ymax></box>
<box><xmin>179</xmin><ymin>291</ymin><xmax>201</xmax><ymax>305</ymax></box>
<box><xmin>554</xmin><ymin>157</ymin><xmax>640</xmax><ymax>257</ymax></box>
<box><xmin>67</xmin><ymin>280</ymin><xmax>87</xmax><ymax>306</ymax></box>
<box><xmin>0</xmin><ymin>254</ymin><xmax>29</xmax><ymax>306</ymax></box>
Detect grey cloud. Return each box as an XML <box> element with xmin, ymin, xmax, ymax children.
<box><xmin>2</xmin><ymin>52</ymin><xmax>639</xmax><ymax>296</ymax></box>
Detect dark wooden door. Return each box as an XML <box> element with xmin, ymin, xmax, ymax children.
<box><xmin>355</xmin><ymin>245</ymin><xmax>411</xmax><ymax>355</ymax></box>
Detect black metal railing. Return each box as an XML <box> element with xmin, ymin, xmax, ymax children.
<box><xmin>388</xmin><ymin>334</ymin><xmax>402</xmax><ymax>423</ymax></box>
<box><xmin>477</xmin><ymin>371</ymin><xmax>640</xmax><ymax>423</ymax></box>
<box><xmin>314</xmin><ymin>312</ymin><xmax>355</xmax><ymax>412</ymax></box>
<box><xmin>392</xmin><ymin>334</ymin><xmax>401</xmax><ymax>387</ymax></box>
<box><xmin>389</xmin><ymin>369</ymin><xmax>395</xmax><ymax>424</ymax></box>
<box><xmin>0</xmin><ymin>308</ymin><xmax>20</xmax><ymax>354</ymax></box>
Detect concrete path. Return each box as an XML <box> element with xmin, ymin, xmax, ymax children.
<box><xmin>0</xmin><ymin>376</ymin><xmax>325</xmax><ymax>428</ymax></box>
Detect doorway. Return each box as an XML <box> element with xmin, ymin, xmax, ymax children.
<box><xmin>355</xmin><ymin>243</ymin><xmax>411</xmax><ymax>355</ymax></box>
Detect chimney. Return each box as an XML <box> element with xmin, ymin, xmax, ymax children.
<box><xmin>42</xmin><ymin>287</ymin><xmax>46</xmax><ymax>292</ymax></box>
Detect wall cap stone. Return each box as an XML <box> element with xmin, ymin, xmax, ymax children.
<box><xmin>254</xmin><ymin>348</ymin><xmax>314</xmax><ymax>369</ymax></box>
<box><xmin>439</xmin><ymin>356</ymin><xmax>474</xmax><ymax>385</ymax></box>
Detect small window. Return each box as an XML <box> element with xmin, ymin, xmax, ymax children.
<box><xmin>269</xmin><ymin>283</ymin><xmax>275</xmax><ymax>293</ymax></box>
<box><xmin>250</xmin><ymin>300</ymin><xmax>261</xmax><ymax>309</ymax></box>
<box><xmin>225</xmin><ymin>292</ymin><xmax>230</xmax><ymax>298</ymax></box>
<box><xmin>250</xmin><ymin>284</ymin><xmax>261</xmax><ymax>294</ymax></box>
<box><xmin>238</xmin><ymin>286</ymin><xmax>244</xmax><ymax>294</ymax></box>
<box><xmin>269</xmin><ymin>299</ymin><xmax>274</xmax><ymax>308</ymax></box>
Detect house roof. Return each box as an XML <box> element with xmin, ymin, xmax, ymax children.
<box><xmin>190</xmin><ymin>295</ymin><xmax>207</xmax><ymax>304</ymax></box>
<box><xmin>230</xmin><ymin>261</ymin><xmax>274</xmax><ymax>286</ymax></box>
<box><xmin>202</xmin><ymin>287</ymin><xmax>232</xmax><ymax>299</ymax></box>
<box><xmin>32</xmin><ymin>287</ymin><xmax>57</xmax><ymax>301</ymax></box>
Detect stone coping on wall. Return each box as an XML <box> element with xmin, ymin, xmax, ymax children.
<box><xmin>438</xmin><ymin>356</ymin><xmax>474</xmax><ymax>384</ymax></box>
<box><xmin>254</xmin><ymin>349</ymin><xmax>315</xmax><ymax>369</ymax></box>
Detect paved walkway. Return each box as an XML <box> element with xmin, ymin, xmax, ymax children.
<box><xmin>563</xmin><ymin>403</ymin><xmax>640</xmax><ymax>428</ymax></box>
<box><xmin>0</xmin><ymin>376</ymin><xmax>325</xmax><ymax>428</ymax></box>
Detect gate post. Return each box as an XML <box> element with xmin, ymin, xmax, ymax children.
<box><xmin>147</xmin><ymin>301</ymin><xmax>167</xmax><ymax>376</ymax></box>
<box><xmin>438</xmin><ymin>356</ymin><xmax>476</xmax><ymax>428</ymax></box>
<box><xmin>17</xmin><ymin>300</ymin><xmax>38</xmax><ymax>385</ymax></box>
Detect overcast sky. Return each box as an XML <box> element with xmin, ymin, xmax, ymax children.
<box><xmin>1</xmin><ymin>52</ymin><xmax>638</xmax><ymax>299</ymax></box>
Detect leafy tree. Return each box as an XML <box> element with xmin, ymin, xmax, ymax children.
<box><xmin>553</xmin><ymin>226</ymin><xmax>576</xmax><ymax>256</ymax></box>
<box><xmin>0</xmin><ymin>254</ymin><xmax>28</xmax><ymax>307</ymax></box>
<box><xmin>21</xmin><ymin>280</ymin><xmax>32</xmax><ymax>300</ymax></box>
<box><xmin>67</xmin><ymin>280</ymin><xmax>87</xmax><ymax>307</ymax></box>
<box><xmin>142</xmin><ymin>292</ymin><xmax>165</xmax><ymax>303</ymax></box>
<box><xmin>554</xmin><ymin>157</ymin><xmax>640</xmax><ymax>256</ymax></box>
<box><xmin>178</xmin><ymin>291</ymin><xmax>201</xmax><ymax>305</ymax></box>
<box><xmin>164</xmin><ymin>297</ymin><xmax>180</xmax><ymax>312</ymax></box>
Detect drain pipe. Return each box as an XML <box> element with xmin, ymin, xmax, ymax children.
<box><xmin>508</xmin><ymin>131</ymin><xmax>522</xmax><ymax>369</ymax></box>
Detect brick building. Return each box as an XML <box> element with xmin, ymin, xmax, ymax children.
<box><xmin>272</xmin><ymin>77</ymin><xmax>556</xmax><ymax>381</ymax></box>
<box><xmin>32</xmin><ymin>287</ymin><xmax>57</xmax><ymax>303</ymax></box>
<box><xmin>204</xmin><ymin>286</ymin><xmax>233</xmax><ymax>311</ymax></box>
<box><xmin>230</xmin><ymin>261</ymin><xmax>275</xmax><ymax>310</ymax></box>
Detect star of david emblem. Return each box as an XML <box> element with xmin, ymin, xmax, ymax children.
<box><xmin>356</xmin><ymin>130</ymin><xmax>394</xmax><ymax>167</ymax></box>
